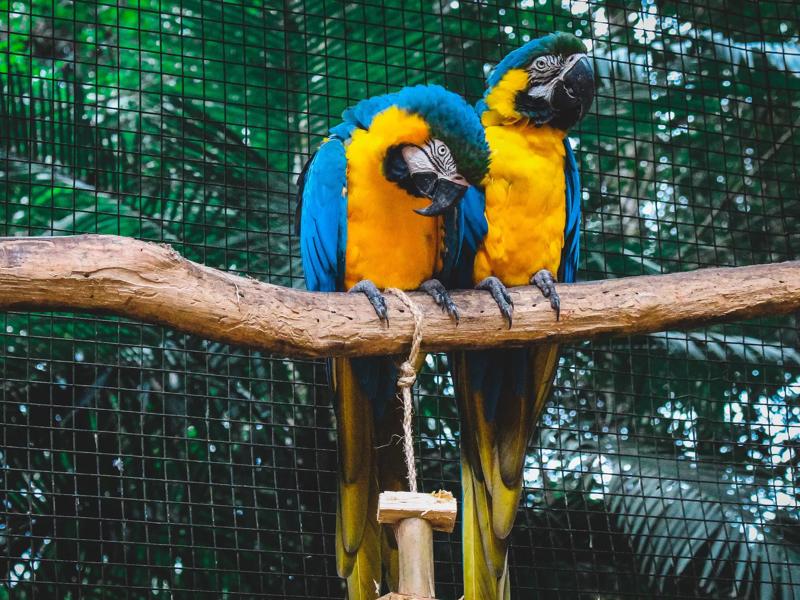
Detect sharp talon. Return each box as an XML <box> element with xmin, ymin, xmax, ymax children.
<box><xmin>531</xmin><ymin>269</ymin><xmax>560</xmax><ymax>320</ymax></box>
<box><xmin>375</xmin><ymin>299</ymin><xmax>389</xmax><ymax>324</ymax></box>
<box><xmin>476</xmin><ymin>276</ymin><xmax>513</xmax><ymax>328</ymax></box>
<box><xmin>502</xmin><ymin>305</ymin><xmax>513</xmax><ymax>329</ymax></box>
<box><xmin>552</xmin><ymin>293</ymin><xmax>561</xmax><ymax>321</ymax></box>
<box><xmin>349</xmin><ymin>279</ymin><xmax>389</xmax><ymax>324</ymax></box>
<box><xmin>448</xmin><ymin>301</ymin><xmax>460</xmax><ymax>324</ymax></box>
<box><xmin>419</xmin><ymin>279</ymin><xmax>459</xmax><ymax>323</ymax></box>
<box><xmin>439</xmin><ymin>294</ymin><xmax>460</xmax><ymax>323</ymax></box>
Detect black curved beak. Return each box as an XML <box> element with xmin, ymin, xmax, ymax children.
<box><xmin>414</xmin><ymin>178</ymin><xmax>468</xmax><ymax>216</ymax></box>
<box><xmin>410</xmin><ymin>172</ymin><xmax>437</xmax><ymax>197</ymax></box>
<box><xmin>559</xmin><ymin>56</ymin><xmax>595</xmax><ymax>118</ymax></box>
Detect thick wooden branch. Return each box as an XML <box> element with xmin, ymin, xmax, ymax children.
<box><xmin>0</xmin><ymin>235</ymin><xmax>797</xmax><ymax>358</ymax></box>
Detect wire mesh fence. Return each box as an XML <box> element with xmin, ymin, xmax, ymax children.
<box><xmin>1</xmin><ymin>1</ymin><xmax>799</xmax><ymax>598</ymax></box>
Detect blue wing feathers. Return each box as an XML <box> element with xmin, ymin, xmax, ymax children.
<box><xmin>351</xmin><ymin>357</ymin><xmax>398</xmax><ymax>419</ymax></box>
<box><xmin>299</xmin><ymin>138</ymin><xmax>348</xmax><ymax>292</ymax></box>
<box><xmin>560</xmin><ymin>139</ymin><xmax>581</xmax><ymax>284</ymax></box>
<box><xmin>462</xmin><ymin>186</ymin><xmax>488</xmax><ymax>256</ymax></box>
<box><xmin>464</xmin><ymin>349</ymin><xmax>529</xmax><ymax>422</ymax></box>
<box><xmin>328</xmin><ymin>121</ymin><xmax>356</xmax><ymax>140</ymax></box>
<box><xmin>340</xmin><ymin>94</ymin><xmax>398</xmax><ymax>132</ymax></box>
<box><xmin>450</xmin><ymin>185</ymin><xmax>487</xmax><ymax>289</ymax></box>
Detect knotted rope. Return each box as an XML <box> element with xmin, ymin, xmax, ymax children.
<box><xmin>386</xmin><ymin>288</ymin><xmax>424</xmax><ymax>493</ymax></box>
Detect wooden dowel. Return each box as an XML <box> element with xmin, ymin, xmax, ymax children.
<box><xmin>378</xmin><ymin>492</ymin><xmax>455</xmax><ymax>599</ymax></box>
<box><xmin>395</xmin><ymin>517</ymin><xmax>435</xmax><ymax>598</ymax></box>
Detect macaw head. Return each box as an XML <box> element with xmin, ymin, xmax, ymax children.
<box><xmin>479</xmin><ymin>32</ymin><xmax>595</xmax><ymax>130</ymax></box>
<box><xmin>383</xmin><ymin>138</ymin><xmax>470</xmax><ymax>216</ymax></box>
<box><xmin>339</xmin><ymin>84</ymin><xmax>490</xmax><ymax>216</ymax></box>
<box><xmin>379</xmin><ymin>85</ymin><xmax>490</xmax><ymax>216</ymax></box>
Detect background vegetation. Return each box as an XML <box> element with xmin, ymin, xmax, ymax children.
<box><xmin>1</xmin><ymin>0</ymin><xmax>798</xmax><ymax>598</ymax></box>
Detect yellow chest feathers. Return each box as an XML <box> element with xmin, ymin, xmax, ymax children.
<box><xmin>473</xmin><ymin>124</ymin><xmax>567</xmax><ymax>286</ymax></box>
<box><xmin>343</xmin><ymin>107</ymin><xmax>442</xmax><ymax>290</ymax></box>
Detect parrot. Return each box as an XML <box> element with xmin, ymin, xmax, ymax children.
<box><xmin>452</xmin><ymin>32</ymin><xmax>595</xmax><ymax>599</ymax></box>
<box><xmin>296</xmin><ymin>84</ymin><xmax>490</xmax><ymax>599</ymax></box>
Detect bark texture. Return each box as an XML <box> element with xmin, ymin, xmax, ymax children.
<box><xmin>377</xmin><ymin>491</ymin><xmax>457</xmax><ymax>533</ymax></box>
<box><xmin>0</xmin><ymin>235</ymin><xmax>798</xmax><ymax>358</ymax></box>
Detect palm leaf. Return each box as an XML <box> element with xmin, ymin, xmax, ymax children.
<box><xmin>607</xmin><ymin>457</ymin><xmax>800</xmax><ymax>598</ymax></box>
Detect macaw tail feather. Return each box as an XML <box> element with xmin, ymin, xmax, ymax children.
<box><xmin>454</xmin><ymin>345</ymin><xmax>560</xmax><ymax>599</ymax></box>
<box><xmin>338</xmin><ymin>477</ymin><xmax>382</xmax><ymax>599</ymax></box>
<box><xmin>334</xmin><ymin>358</ymin><xmax>382</xmax><ymax>599</ymax></box>
<box><xmin>334</xmin><ymin>356</ymin><xmax>414</xmax><ymax>598</ymax></box>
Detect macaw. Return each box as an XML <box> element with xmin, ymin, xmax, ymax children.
<box><xmin>453</xmin><ymin>32</ymin><xmax>595</xmax><ymax>599</ymax></box>
<box><xmin>296</xmin><ymin>84</ymin><xmax>490</xmax><ymax>599</ymax></box>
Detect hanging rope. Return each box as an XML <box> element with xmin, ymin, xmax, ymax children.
<box><xmin>386</xmin><ymin>288</ymin><xmax>424</xmax><ymax>493</ymax></box>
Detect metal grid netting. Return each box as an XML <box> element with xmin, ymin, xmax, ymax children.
<box><xmin>1</xmin><ymin>1</ymin><xmax>799</xmax><ymax>598</ymax></box>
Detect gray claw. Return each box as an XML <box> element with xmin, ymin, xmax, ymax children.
<box><xmin>476</xmin><ymin>276</ymin><xmax>514</xmax><ymax>328</ymax></box>
<box><xmin>531</xmin><ymin>269</ymin><xmax>561</xmax><ymax>320</ymax></box>
<box><xmin>349</xmin><ymin>279</ymin><xmax>388</xmax><ymax>324</ymax></box>
<box><xmin>420</xmin><ymin>279</ymin><xmax>460</xmax><ymax>323</ymax></box>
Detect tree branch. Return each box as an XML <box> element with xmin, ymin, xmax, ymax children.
<box><xmin>0</xmin><ymin>235</ymin><xmax>797</xmax><ymax>358</ymax></box>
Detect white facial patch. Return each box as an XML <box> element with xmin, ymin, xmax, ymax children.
<box><xmin>528</xmin><ymin>54</ymin><xmax>564</xmax><ymax>83</ymax></box>
<box><xmin>402</xmin><ymin>139</ymin><xmax>458</xmax><ymax>177</ymax></box>
<box><xmin>526</xmin><ymin>53</ymin><xmax>587</xmax><ymax>100</ymax></box>
<box><xmin>401</xmin><ymin>144</ymin><xmax>435</xmax><ymax>173</ymax></box>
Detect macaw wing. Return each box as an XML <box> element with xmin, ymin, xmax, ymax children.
<box><xmin>437</xmin><ymin>192</ymin><xmax>467</xmax><ymax>286</ymax></box>
<box><xmin>297</xmin><ymin>137</ymin><xmax>348</xmax><ymax>292</ymax></box>
<box><xmin>462</xmin><ymin>185</ymin><xmax>489</xmax><ymax>256</ymax></box>
<box><xmin>559</xmin><ymin>138</ymin><xmax>581</xmax><ymax>284</ymax></box>
<box><xmin>448</xmin><ymin>185</ymin><xmax>488</xmax><ymax>289</ymax></box>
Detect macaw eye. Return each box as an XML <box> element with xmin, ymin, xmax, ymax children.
<box><xmin>533</xmin><ymin>57</ymin><xmax>549</xmax><ymax>70</ymax></box>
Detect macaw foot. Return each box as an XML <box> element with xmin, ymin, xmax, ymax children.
<box><xmin>419</xmin><ymin>278</ymin><xmax>459</xmax><ymax>323</ymax></box>
<box><xmin>531</xmin><ymin>269</ymin><xmax>560</xmax><ymax>320</ymax></box>
<box><xmin>349</xmin><ymin>279</ymin><xmax>388</xmax><ymax>324</ymax></box>
<box><xmin>476</xmin><ymin>276</ymin><xmax>513</xmax><ymax>328</ymax></box>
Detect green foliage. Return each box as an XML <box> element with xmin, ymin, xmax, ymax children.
<box><xmin>1</xmin><ymin>0</ymin><xmax>799</xmax><ymax>598</ymax></box>
<box><xmin>608</xmin><ymin>459</ymin><xmax>800</xmax><ymax>598</ymax></box>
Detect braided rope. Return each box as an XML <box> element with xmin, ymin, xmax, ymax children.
<box><xmin>386</xmin><ymin>288</ymin><xmax>424</xmax><ymax>493</ymax></box>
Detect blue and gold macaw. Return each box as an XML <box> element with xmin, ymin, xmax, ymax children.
<box><xmin>297</xmin><ymin>84</ymin><xmax>490</xmax><ymax>599</ymax></box>
<box><xmin>453</xmin><ymin>33</ymin><xmax>595</xmax><ymax>599</ymax></box>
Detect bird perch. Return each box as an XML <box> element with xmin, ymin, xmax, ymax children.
<box><xmin>377</xmin><ymin>491</ymin><xmax>458</xmax><ymax>599</ymax></box>
<box><xmin>0</xmin><ymin>235</ymin><xmax>797</xmax><ymax>358</ymax></box>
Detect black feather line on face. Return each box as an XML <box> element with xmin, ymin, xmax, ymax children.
<box><xmin>423</xmin><ymin>141</ymin><xmax>457</xmax><ymax>176</ymax></box>
<box><xmin>527</xmin><ymin>54</ymin><xmax>563</xmax><ymax>83</ymax></box>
